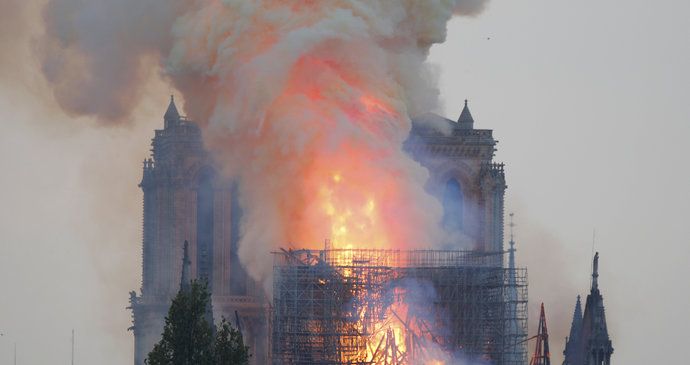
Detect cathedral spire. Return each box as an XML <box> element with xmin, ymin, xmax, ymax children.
<box><xmin>164</xmin><ymin>95</ymin><xmax>180</xmax><ymax>127</ymax></box>
<box><xmin>504</xmin><ymin>212</ymin><xmax>525</xmax><ymax>364</ymax></box>
<box><xmin>563</xmin><ymin>296</ymin><xmax>583</xmax><ymax>364</ymax></box>
<box><xmin>457</xmin><ymin>99</ymin><xmax>475</xmax><ymax>127</ymax></box>
<box><xmin>570</xmin><ymin>296</ymin><xmax>583</xmax><ymax>339</ymax></box>
<box><xmin>591</xmin><ymin>252</ymin><xmax>599</xmax><ymax>292</ymax></box>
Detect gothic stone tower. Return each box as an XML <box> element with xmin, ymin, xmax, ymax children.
<box><xmin>128</xmin><ymin>97</ymin><xmax>267</xmax><ymax>365</ymax></box>
<box><xmin>407</xmin><ymin>101</ymin><xmax>507</xmax><ymax>258</ymax></box>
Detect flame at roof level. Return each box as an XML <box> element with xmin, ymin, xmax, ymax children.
<box><xmin>250</xmin><ymin>54</ymin><xmax>444</xmax><ymax>252</ymax></box>
<box><xmin>161</xmin><ymin>1</ymin><xmax>471</xmax><ymax>286</ymax></box>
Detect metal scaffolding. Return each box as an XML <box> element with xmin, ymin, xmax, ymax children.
<box><xmin>271</xmin><ymin>249</ymin><xmax>528</xmax><ymax>365</ymax></box>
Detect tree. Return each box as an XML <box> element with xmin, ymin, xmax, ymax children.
<box><xmin>146</xmin><ymin>280</ymin><xmax>215</xmax><ymax>365</ymax></box>
<box><xmin>215</xmin><ymin>317</ymin><xmax>250</xmax><ymax>365</ymax></box>
<box><xmin>146</xmin><ymin>280</ymin><xmax>250</xmax><ymax>365</ymax></box>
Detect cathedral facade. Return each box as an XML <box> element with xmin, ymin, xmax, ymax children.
<box><xmin>129</xmin><ymin>97</ymin><xmax>509</xmax><ymax>364</ymax></box>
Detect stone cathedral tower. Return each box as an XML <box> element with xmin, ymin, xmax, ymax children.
<box><xmin>406</xmin><ymin>100</ymin><xmax>507</xmax><ymax>258</ymax></box>
<box><xmin>128</xmin><ymin>97</ymin><xmax>267</xmax><ymax>365</ymax></box>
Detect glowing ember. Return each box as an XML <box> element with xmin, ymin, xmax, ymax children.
<box><xmin>320</xmin><ymin>170</ymin><xmax>387</xmax><ymax>249</ymax></box>
<box><xmin>346</xmin><ymin>285</ymin><xmax>451</xmax><ymax>364</ymax></box>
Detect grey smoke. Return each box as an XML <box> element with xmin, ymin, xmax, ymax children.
<box><xmin>36</xmin><ymin>0</ymin><xmax>490</xmax><ymax>122</ymax></box>
<box><xmin>36</xmin><ymin>0</ymin><xmax>186</xmax><ymax>122</ymax></box>
<box><xmin>36</xmin><ymin>0</ymin><xmax>493</xmax><ymax>290</ymax></box>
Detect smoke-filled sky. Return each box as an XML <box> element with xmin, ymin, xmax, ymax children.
<box><xmin>1</xmin><ymin>1</ymin><xmax>689</xmax><ymax>364</ymax></box>
<box><xmin>33</xmin><ymin>0</ymin><xmax>495</xmax><ymax>290</ymax></box>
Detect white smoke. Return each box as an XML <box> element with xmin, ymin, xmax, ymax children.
<box><xmin>37</xmin><ymin>0</ymin><xmax>492</xmax><ymax>290</ymax></box>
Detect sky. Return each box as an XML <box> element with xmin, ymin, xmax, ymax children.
<box><xmin>1</xmin><ymin>1</ymin><xmax>689</xmax><ymax>364</ymax></box>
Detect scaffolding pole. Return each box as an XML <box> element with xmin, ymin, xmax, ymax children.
<box><xmin>271</xmin><ymin>249</ymin><xmax>527</xmax><ymax>365</ymax></box>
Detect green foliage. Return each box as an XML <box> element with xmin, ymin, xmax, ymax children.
<box><xmin>146</xmin><ymin>281</ymin><xmax>249</xmax><ymax>365</ymax></box>
<box><xmin>215</xmin><ymin>318</ymin><xmax>250</xmax><ymax>365</ymax></box>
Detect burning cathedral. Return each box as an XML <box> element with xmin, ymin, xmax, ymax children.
<box><xmin>129</xmin><ymin>97</ymin><xmax>528</xmax><ymax>364</ymax></box>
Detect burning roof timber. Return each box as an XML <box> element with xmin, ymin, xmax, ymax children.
<box><xmin>271</xmin><ymin>248</ymin><xmax>528</xmax><ymax>365</ymax></box>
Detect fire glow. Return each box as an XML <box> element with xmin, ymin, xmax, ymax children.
<box><xmin>358</xmin><ymin>288</ymin><xmax>450</xmax><ymax>365</ymax></box>
<box><xmin>37</xmin><ymin>0</ymin><xmax>490</xmax><ymax>289</ymax></box>
<box><xmin>167</xmin><ymin>1</ymin><xmax>457</xmax><ymax>287</ymax></box>
<box><xmin>280</xmin><ymin>58</ymin><xmax>435</xmax><ymax>252</ymax></box>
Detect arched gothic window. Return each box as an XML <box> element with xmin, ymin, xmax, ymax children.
<box><xmin>442</xmin><ymin>178</ymin><xmax>464</xmax><ymax>233</ymax></box>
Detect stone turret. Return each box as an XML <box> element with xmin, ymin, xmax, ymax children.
<box><xmin>457</xmin><ymin>99</ymin><xmax>475</xmax><ymax>129</ymax></box>
<box><xmin>163</xmin><ymin>95</ymin><xmax>181</xmax><ymax>128</ymax></box>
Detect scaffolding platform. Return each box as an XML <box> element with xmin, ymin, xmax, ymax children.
<box><xmin>271</xmin><ymin>249</ymin><xmax>528</xmax><ymax>365</ymax></box>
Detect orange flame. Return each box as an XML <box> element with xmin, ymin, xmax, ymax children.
<box><xmin>342</xmin><ymin>286</ymin><xmax>450</xmax><ymax>365</ymax></box>
<box><xmin>266</xmin><ymin>54</ymin><xmax>436</xmax><ymax>251</ymax></box>
<box><xmin>185</xmin><ymin>1</ymin><xmax>446</xmax><ymax>289</ymax></box>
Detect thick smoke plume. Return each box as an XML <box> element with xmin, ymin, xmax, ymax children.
<box><xmin>38</xmin><ymin>0</ymin><xmax>490</xmax><ymax>289</ymax></box>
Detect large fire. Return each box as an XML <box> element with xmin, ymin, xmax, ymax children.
<box><xmin>249</xmin><ymin>48</ymin><xmax>451</xmax><ymax>365</ymax></box>
<box><xmin>199</xmin><ymin>5</ymin><xmax>456</xmax><ymax>364</ymax></box>
<box><xmin>317</xmin><ymin>97</ymin><xmax>398</xmax><ymax>250</ymax></box>
<box><xmin>159</xmin><ymin>1</ymin><xmax>456</xmax><ymax>290</ymax></box>
<box><xmin>274</xmin><ymin>55</ymin><xmax>441</xmax><ymax>253</ymax></box>
<box><xmin>350</xmin><ymin>284</ymin><xmax>451</xmax><ymax>364</ymax></box>
<box><xmin>320</xmin><ymin>171</ymin><xmax>385</xmax><ymax>249</ymax></box>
